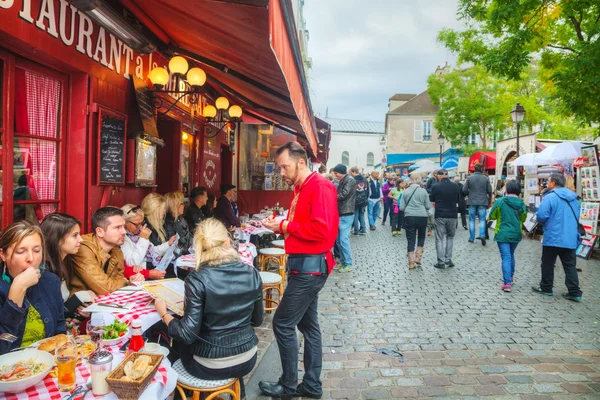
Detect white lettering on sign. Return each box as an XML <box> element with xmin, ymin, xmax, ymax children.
<box><xmin>36</xmin><ymin>0</ymin><xmax>59</xmax><ymax>38</ymax></box>
<box><xmin>58</xmin><ymin>0</ymin><xmax>76</xmax><ymax>46</ymax></box>
<box><xmin>0</xmin><ymin>0</ymin><xmax>15</xmax><ymax>11</ymax></box>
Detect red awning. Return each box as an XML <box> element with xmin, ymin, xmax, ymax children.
<box><xmin>120</xmin><ymin>0</ymin><xmax>318</xmax><ymax>154</ymax></box>
<box><xmin>314</xmin><ymin>117</ymin><xmax>331</xmax><ymax>165</ymax></box>
<box><xmin>468</xmin><ymin>151</ymin><xmax>496</xmax><ymax>172</ymax></box>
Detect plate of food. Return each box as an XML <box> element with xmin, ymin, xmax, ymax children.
<box><xmin>0</xmin><ymin>349</ymin><xmax>54</xmax><ymax>393</ymax></box>
<box><xmin>101</xmin><ymin>319</ymin><xmax>130</xmax><ymax>346</ymax></box>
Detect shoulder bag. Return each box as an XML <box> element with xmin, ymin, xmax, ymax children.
<box><xmin>558</xmin><ymin>196</ymin><xmax>586</xmax><ymax>236</ymax></box>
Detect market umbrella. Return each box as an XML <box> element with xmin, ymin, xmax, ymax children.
<box><xmin>408</xmin><ymin>159</ymin><xmax>437</xmax><ymax>170</ymax></box>
<box><xmin>511</xmin><ymin>153</ymin><xmax>540</xmax><ymax>166</ymax></box>
<box><xmin>410</xmin><ymin>163</ymin><xmax>440</xmax><ymax>175</ymax></box>
<box><xmin>535</xmin><ymin>141</ymin><xmax>583</xmax><ymax>163</ymax></box>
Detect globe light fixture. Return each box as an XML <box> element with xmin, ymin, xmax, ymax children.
<box><xmin>186</xmin><ymin>68</ymin><xmax>206</xmax><ymax>87</ymax></box>
<box><xmin>168</xmin><ymin>56</ymin><xmax>189</xmax><ymax>76</ymax></box>
<box><xmin>228</xmin><ymin>105</ymin><xmax>243</xmax><ymax>119</ymax></box>
<box><xmin>215</xmin><ymin>97</ymin><xmax>230</xmax><ymax>110</ymax></box>
<box><xmin>203</xmin><ymin>105</ymin><xmax>217</xmax><ymax>119</ymax></box>
<box><xmin>148</xmin><ymin>67</ymin><xmax>169</xmax><ymax>87</ymax></box>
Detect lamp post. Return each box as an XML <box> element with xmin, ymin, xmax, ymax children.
<box><xmin>510</xmin><ymin>103</ymin><xmax>526</xmax><ymax>157</ymax></box>
<box><xmin>438</xmin><ymin>133</ymin><xmax>445</xmax><ymax>165</ymax></box>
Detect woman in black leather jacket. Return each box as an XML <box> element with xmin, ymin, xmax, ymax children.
<box><xmin>155</xmin><ymin>219</ymin><xmax>263</xmax><ymax>398</ymax></box>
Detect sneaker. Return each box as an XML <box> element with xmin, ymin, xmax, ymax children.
<box><xmin>359</xmin><ymin>231</ymin><xmax>367</xmax><ymax>235</ymax></box>
<box><xmin>335</xmin><ymin>262</ymin><xmax>343</xmax><ymax>270</ymax></box>
<box><xmin>446</xmin><ymin>261</ymin><xmax>455</xmax><ymax>268</ymax></box>
<box><xmin>562</xmin><ymin>293</ymin><xmax>582</xmax><ymax>302</ymax></box>
<box><xmin>339</xmin><ymin>265</ymin><xmax>352</xmax><ymax>272</ymax></box>
<box><xmin>531</xmin><ymin>286</ymin><xmax>553</xmax><ymax>296</ymax></box>
<box><xmin>433</xmin><ymin>262</ymin><xmax>446</xmax><ymax>269</ymax></box>
<box><xmin>370</xmin><ymin>226</ymin><xmax>376</xmax><ymax>231</ymax></box>
<box><xmin>502</xmin><ymin>283</ymin><xmax>512</xmax><ymax>292</ymax></box>
<box><xmin>478</xmin><ymin>237</ymin><xmax>487</xmax><ymax>246</ymax></box>
<box><xmin>468</xmin><ymin>239</ymin><xmax>474</xmax><ymax>243</ymax></box>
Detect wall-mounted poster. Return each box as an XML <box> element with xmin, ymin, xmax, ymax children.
<box><xmin>580</xmin><ymin>168</ymin><xmax>600</xmax><ymax>201</ymax></box>
<box><xmin>581</xmin><ymin>145</ymin><xmax>598</xmax><ymax>167</ymax></box>
<box><xmin>135</xmin><ymin>137</ymin><xmax>157</xmax><ymax>187</ymax></box>
<box><xmin>579</xmin><ymin>202</ymin><xmax>599</xmax><ymax>237</ymax></box>
<box><xmin>526</xmin><ymin>178</ymin><xmax>539</xmax><ymax>192</ymax></box>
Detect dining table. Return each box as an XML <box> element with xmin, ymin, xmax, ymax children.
<box><xmin>4</xmin><ymin>287</ymin><xmax>177</xmax><ymax>400</ymax></box>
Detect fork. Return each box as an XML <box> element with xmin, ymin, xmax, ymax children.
<box><xmin>0</xmin><ymin>333</ymin><xmax>17</xmax><ymax>343</ymax></box>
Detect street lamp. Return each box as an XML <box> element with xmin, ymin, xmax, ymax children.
<box><xmin>510</xmin><ymin>103</ymin><xmax>526</xmax><ymax>157</ymax></box>
<box><xmin>438</xmin><ymin>133</ymin><xmax>445</xmax><ymax>165</ymax></box>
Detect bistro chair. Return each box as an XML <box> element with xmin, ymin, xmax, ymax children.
<box><xmin>172</xmin><ymin>360</ymin><xmax>240</xmax><ymax>400</ymax></box>
<box><xmin>271</xmin><ymin>239</ymin><xmax>285</xmax><ymax>249</ymax></box>
<box><xmin>259</xmin><ymin>271</ymin><xmax>283</xmax><ymax>313</ymax></box>
<box><xmin>258</xmin><ymin>247</ymin><xmax>287</xmax><ymax>287</ymax></box>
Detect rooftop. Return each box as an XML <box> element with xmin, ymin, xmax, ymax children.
<box><xmin>388</xmin><ymin>91</ymin><xmax>438</xmax><ymax>115</ymax></box>
<box><xmin>389</xmin><ymin>93</ymin><xmax>416</xmax><ymax>101</ymax></box>
<box><xmin>324</xmin><ymin>117</ymin><xmax>385</xmax><ymax>134</ymax></box>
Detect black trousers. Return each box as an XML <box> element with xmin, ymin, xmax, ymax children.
<box><xmin>273</xmin><ymin>273</ymin><xmax>328</xmax><ymax>394</ymax></box>
<box><xmin>458</xmin><ymin>209</ymin><xmax>467</xmax><ymax>228</ymax></box>
<box><xmin>404</xmin><ymin>216</ymin><xmax>428</xmax><ymax>252</ymax></box>
<box><xmin>383</xmin><ymin>198</ymin><xmax>393</xmax><ymax>223</ymax></box>
<box><xmin>390</xmin><ymin>210</ymin><xmax>404</xmax><ymax>232</ymax></box>
<box><xmin>540</xmin><ymin>246</ymin><xmax>582</xmax><ymax>296</ymax></box>
<box><xmin>180</xmin><ymin>351</ymin><xmax>257</xmax><ymax>398</ymax></box>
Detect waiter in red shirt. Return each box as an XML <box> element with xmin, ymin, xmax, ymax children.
<box><xmin>260</xmin><ymin>142</ymin><xmax>338</xmax><ymax>399</ymax></box>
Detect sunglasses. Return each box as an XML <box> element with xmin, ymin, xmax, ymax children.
<box><xmin>127</xmin><ymin>205</ymin><xmax>141</xmax><ymax>215</ymax></box>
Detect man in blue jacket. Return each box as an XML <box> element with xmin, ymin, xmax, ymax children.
<box><xmin>533</xmin><ymin>173</ymin><xmax>582</xmax><ymax>301</ymax></box>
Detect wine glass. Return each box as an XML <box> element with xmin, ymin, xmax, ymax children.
<box><xmin>86</xmin><ymin>319</ymin><xmax>105</xmax><ymax>350</ymax></box>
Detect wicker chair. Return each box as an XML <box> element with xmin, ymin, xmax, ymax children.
<box><xmin>172</xmin><ymin>360</ymin><xmax>240</xmax><ymax>400</ymax></box>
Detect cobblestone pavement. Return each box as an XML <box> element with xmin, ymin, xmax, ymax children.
<box><xmin>305</xmin><ymin>222</ymin><xmax>600</xmax><ymax>399</ymax></box>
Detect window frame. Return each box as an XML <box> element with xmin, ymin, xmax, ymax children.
<box><xmin>341</xmin><ymin>151</ymin><xmax>349</xmax><ymax>166</ymax></box>
<box><xmin>0</xmin><ymin>50</ymin><xmax>67</xmax><ymax>227</ymax></box>
<box><xmin>422</xmin><ymin>121</ymin><xmax>432</xmax><ymax>142</ymax></box>
<box><xmin>366</xmin><ymin>152</ymin><xmax>374</xmax><ymax>166</ymax></box>
<box><xmin>413</xmin><ymin>120</ymin><xmax>423</xmax><ymax>142</ymax></box>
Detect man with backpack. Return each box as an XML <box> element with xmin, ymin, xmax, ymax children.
<box><xmin>350</xmin><ymin>167</ymin><xmax>368</xmax><ymax>235</ymax></box>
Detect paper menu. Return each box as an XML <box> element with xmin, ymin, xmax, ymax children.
<box><xmin>137</xmin><ymin>278</ymin><xmax>185</xmax><ymax>316</ymax></box>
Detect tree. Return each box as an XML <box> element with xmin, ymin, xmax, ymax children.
<box><xmin>428</xmin><ymin>65</ymin><xmax>525</xmax><ymax>148</ymax></box>
<box><xmin>438</xmin><ymin>0</ymin><xmax>600</xmax><ymax>128</ymax></box>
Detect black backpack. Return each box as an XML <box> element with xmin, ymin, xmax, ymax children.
<box><xmin>355</xmin><ymin>180</ymin><xmax>369</xmax><ymax>206</ymax></box>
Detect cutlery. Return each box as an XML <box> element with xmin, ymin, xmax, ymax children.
<box><xmin>0</xmin><ymin>333</ymin><xmax>17</xmax><ymax>343</ymax></box>
<box><xmin>96</xmin><ymin>303</ymin><xmax>129</xmax><ymax>309</ymax></box>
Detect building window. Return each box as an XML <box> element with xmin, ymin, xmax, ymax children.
<box><xmin>423</xmin><ymin>121</ymin><xmax>432</xmax><ymax>142</ymax></box>
<box><xmin>414</xmin><ymin>120</ymin><xmax>423</xmax><ymax>142</ymax></box>
<box><xmin>367</xmin><ymin>152</ymin><xmax>374</xmax><ymax>166</ymax></box>
<box><xmin>342</xmin><ymin>151</ymin><xmax>349</xmax><ymax>166</ymax></box>
<box><xmin>468</xmin><ymin>133</ymin><xmax>478</xmax><ymax>145</ymax></box>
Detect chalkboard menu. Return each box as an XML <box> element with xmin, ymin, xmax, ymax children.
<box><xmin>133</xmin><ymin>76</ymin><xmax>159</xmax><ymax>138</ymax></box>
<box><xmin>97</xmin><ymin>107</ymin><xmax>127</xmax><ymax>185</ymax></box>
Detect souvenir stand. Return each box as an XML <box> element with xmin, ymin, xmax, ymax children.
<box><xmin>575</xmin><ymin>145</ymin><xmax>599</xmax><ymax>259</ymax></box>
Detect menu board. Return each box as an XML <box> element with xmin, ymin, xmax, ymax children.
<box><xmin>97</xmin><ymin>108</ymin><xmax>127</xmax><ymax>185</ymax></box>
<box><xmin>133</xmin><ymin>76</ymin><xmax>159</xmax><ymax>138</ymax></box>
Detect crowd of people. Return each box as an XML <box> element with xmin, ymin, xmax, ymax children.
<box><xmin>325</xmin><ymin>163</ymin><xmax>584</xmax><ymax>302</ymax></box>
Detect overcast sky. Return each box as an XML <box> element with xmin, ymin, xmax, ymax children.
<box><xmin>304</xmin><ymin>0</ymin><xmax>461</xmax><ymax>122</ymax></box>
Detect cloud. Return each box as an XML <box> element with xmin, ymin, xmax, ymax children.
<box><xmin>304</xmin><ymin>0</ymin><xmax>461</xmax><ymax>121</ymax></box>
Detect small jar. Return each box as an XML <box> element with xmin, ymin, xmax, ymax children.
<box><xmin>89</xmin><ymin>348</ymin><xmax>113</xmax><ymax>396</ymax></box>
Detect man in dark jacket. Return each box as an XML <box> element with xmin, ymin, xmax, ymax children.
<box><xmin>214</xmin><ymin>184</ymin><xmax>240</xmax><ymax>228</ymax></box>
<box><xmin>184</xmin><ymin>186</ymin><xmax>208</xmax><ymax>234</ymax></box>
<box><xmin>430</xmin><ymin>169</ymin><xmax>460</xmax><ymax>268</ymax></box>
<box><xmin>350</xmin><ymin>166</ymin><xmax>368</xmax><ymax>235</ymax></box>
<box><xmin>332</xmin><ymin>164</ymin><xmax>356</xmax><ymax>272</ymax></box>
<box><xmin>454</xmin><ymin>177</ymin><xmax>468</xmax><ymax>229</ymax></box>
<box><xmin>463</xmin><ymin>163</ymin><xmax>492</xmax><ymax>245</ymax></box>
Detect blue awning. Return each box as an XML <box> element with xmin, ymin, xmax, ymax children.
<box><xmin>441</xmin><ymin>156</ymin><xmax>459</xmax><ymax>169</ymax></box>
<box><xmin>387</xmin><ymin>153</ymin><xmax>440</xmax><ymax>165</ymax></box>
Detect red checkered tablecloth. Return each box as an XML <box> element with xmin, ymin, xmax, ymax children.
<box><xmin>95</xmin><ymin>290</ymin><xmax>159</xmax><ymax>326</ymax></box>
<box><xmin>3</xmin><ymin>347</ymin><xmax>170</xmax><ymax>400</ymax></box>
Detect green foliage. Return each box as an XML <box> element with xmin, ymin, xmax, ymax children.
<box><xmin>439</xmin><ymin>0</ymin><xmax>600</xmax><ymax>127</ymax></box>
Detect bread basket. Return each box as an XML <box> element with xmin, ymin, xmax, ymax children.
<box><xmin>105</xmin><ymin>352</ymin><xmax>164</xmax><ymax>400</ymax></box>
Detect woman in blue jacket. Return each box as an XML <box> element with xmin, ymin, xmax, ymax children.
<box><xmin>0</xmin><ymin>221</ymin><xmax>66</xmax><ymax>354</ymax></box>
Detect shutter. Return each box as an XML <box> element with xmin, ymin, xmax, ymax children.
<box><xmin>414</xmin><ymin>120</ymin><xmax>423</xmax><ymax>142</ymax></box>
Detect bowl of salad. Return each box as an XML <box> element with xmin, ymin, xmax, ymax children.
<box><xmin>0</xmin><ymin>349</ymin><xmax>54</xmax><ymax>393</ymax></box>
<box><xmin>101</xmin><ymin>319</ymin><xmax>130</xmax><ymax>346</ymax></box>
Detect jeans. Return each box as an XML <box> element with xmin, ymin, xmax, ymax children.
<box><xmin>180</xmin><ymin>351</ymin><xmax>257</xmax><ymax>398</ymax></box>
<box><xmin>353</xmin><ymin>205</ymin><xmax>366</xmax><ymax>233</ymax></box>
<box><xmin>434</xmin><ymin>218</ymin><xmax>457</xmax><ymax>263</ymax></box>
<box><xmin>404</xmin><ymin>216</ymin><xmax>428</xmax><ymax>252</ymax></box>
<box><xmin>390</xmin><ymin>210</ymin><xmax>403</xmax><ymax>232</ymax></box>
<box><xmin>468</xmin><ymin>205</ymin><xmax>488</xmax><ymax>241</ymax></box>
<box><xmin>497</xmin><ymin>242</ymin><xmax>518</xmax><ymax>284</ymax></box>
<box><xmin>367</xmin><ymin>200</ymin><xmax>381</xmax><ymax>227</ymax></box>
<box><xmin>383</xmin><ymin>198</ymin><xmax>393</xmax><ymax>224</ymax></box>
<box><xmin>274</xmin><ymin>273</ymin><xmax>328</xmax><ymax>393</ymax></box>
<box><xmin>540</xmin><ymin>246</ymin><xmax>582</xmax><ymax>296</ymax></box>
<box><xmin>336</xmin><ymin>215</ymin><xmax>354</xmax><ymax>266</ymax></box>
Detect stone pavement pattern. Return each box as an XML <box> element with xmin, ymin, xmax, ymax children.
<box><xmin>293</xmin><ymin>224</ymin><xmax>600</xmax><ymax>399</ymax></box>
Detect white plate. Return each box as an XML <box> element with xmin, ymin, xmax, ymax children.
<box><xmin>101</xmin><ymin>327</ymin><xmax>130</xmax><ymax>346</ymax></box>
<box><xmin>0</xmin><ymin>349</ymin><xmax>54</xmax><ymax>393</ymax></box>
<box><xmin>142</xmin><ymin>345</ymin><xmax>170</xmax><ymax>357</ymax></box>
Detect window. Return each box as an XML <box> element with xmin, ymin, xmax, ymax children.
<box><xmin>342</xmin><ymin>151</ymin><xmax>349</xmax><ymax>166</ymax></box>
<box><xmin>413</xmin><ymin>120</ymin><xmax>423</xmax><ymax>142</ymax></box>
<box><xmin>423</xmin><ymin>121</ymin><xmax>432</xmax><ymax>142</ymax></box>
<box><xmin>0</xmin><ymin>49</ymin><xmax>66</xmax><ymax>228</ymax></box>
<box><xmin>468</xmin><ymin>133</ymin><xmax>478</xmax><ymax>145</ymax></box>
<box><xmin>366</xmin><ymin>152</ymin><xmax>374</xmax><ymax>166</ymax></box>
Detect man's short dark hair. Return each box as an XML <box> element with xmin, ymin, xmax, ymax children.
<box><xmin>190</xmin><ymin>186</ymin><xmax>207</xmax><ymax>202</ymax></box>
<box><xmin>275</xmin><ymin>141</ymin><xmax>308</xmax><ymax>164</ymax></box>
<box><xmin>474</xmin><ymin>163</ymin><xmax>483</xmax><ymax>172</ymax></box>
<box><xmin>92</xmin><ymin>207</ymin><xmax>124</xmax><ymax>231</ymax></box>
<box><xmin>549</xmin><ymin>173</ymin><xmax>566</xmax><ymax>187</ymax></box>
<box><xmin>505</xmin><ymin>179</ymin><xmax>521</xmax><ymax>196</ymax></box>
<box><xmin>349</xmin><ymin>166</ymin><xmax>360</xmax><ymax>174</ymax></box>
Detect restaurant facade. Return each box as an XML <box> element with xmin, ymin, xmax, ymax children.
<box><xmin>0</xmin><ymin>0</ymin><xmax>328</xmax><ymax>230</ymax></box>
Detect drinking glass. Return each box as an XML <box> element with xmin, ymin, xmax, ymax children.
<box><xmin>86</xmin><ymin>320</ymin><xmax>105</xmax><ymax>350</ymax></box>
<box><xmin>55</xmin><ymin>336</ymin><xmax>78</xmax><ymax>391</ymax></box>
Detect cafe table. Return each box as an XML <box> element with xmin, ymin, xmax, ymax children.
<box><xmin>174</xmin><ymin>242</ymin><xmax>258</xmax><ymax>274</ymax></box>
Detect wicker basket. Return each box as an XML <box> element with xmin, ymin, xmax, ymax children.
<box><xmin>105</xmin><ymin>352</ymin><xmax>164</xmax><ymax>400</ymax></box>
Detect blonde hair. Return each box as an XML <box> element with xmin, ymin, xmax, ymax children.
<box><xmin>565</xmin><ymin>175</ymin><xmax>576</xmax><ymax>192</ymax></box>
<box><xmin>142</xmin><ymin>193</ymin><xmax>166</xmax><ymax>242</ymax></box>
<box><xmin>121</xmin><ymin>204</ymin><xmax>144</xmax><ymax>221</ymax></box>
<box><xmin>164</xmin><ymin>192</ymin><xmax>184</xmax><ymax>218</ymax></box>
<box><xmin>194</xmin><ymin>219</ymin><xmax>240</xmax><ymax>269</ymax></box>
